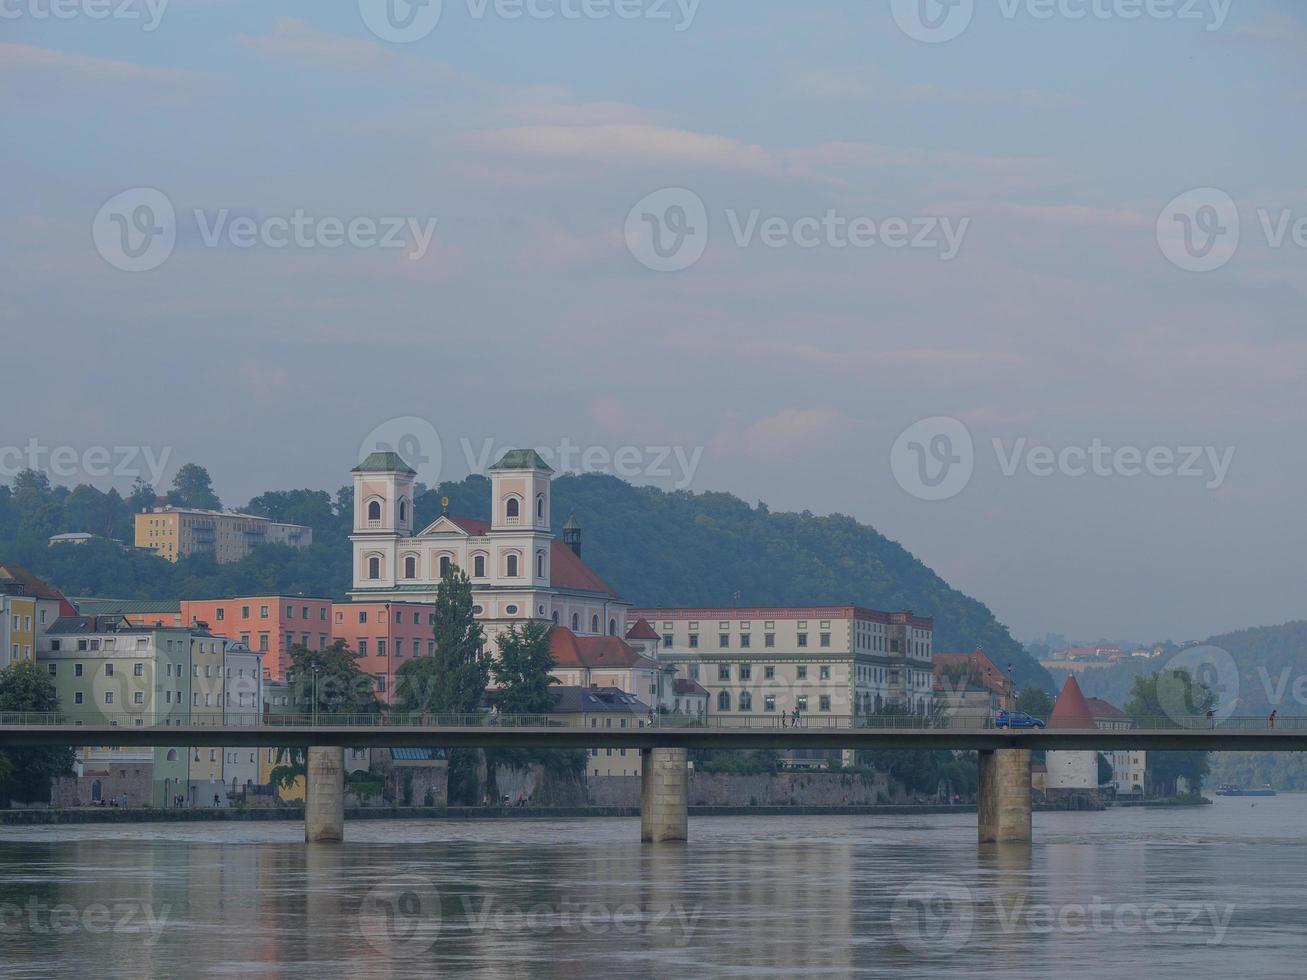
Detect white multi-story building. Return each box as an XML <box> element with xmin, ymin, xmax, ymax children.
<box><xmin>629</xmin><ymin>606</ymin><xmax>935</xmax><ymax>720</ymax></box>
<box><xmin>1088</xmin><ymin>696</ymin><xmax>1146</xmax><ymax>796</ymax></box>
<box><xmin>348</xmin><ymin>449</ymin><xmax>630</xmax><ymax>657</ymax></box>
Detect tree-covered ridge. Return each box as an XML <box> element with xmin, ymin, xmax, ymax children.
<box><xmin>0</xmin><ymin>467</ymin><xmax>1050</xmax><ymax>690</ymax></box>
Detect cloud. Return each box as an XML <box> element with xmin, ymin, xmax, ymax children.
<box><xmin>237</xmin><ymin>17</ymin><xmax>455</xmax><ymax>78</ymax></box>
<box><xmin>726</xmin><ymin>408</ymin><xmax>851</xmax><ymax>459</ymax></box>
<box><xmin>1237</xmin><ymin>13</ymin><xmax>1307</xmax><ymax>55</ymax></box>
<box><xmin>464</xmin><ymin>123</ymin><xmax>784</xmax><ymax>175</ymax></box>
<box><xmin>0</xmin><ymin>43</ymin><xmax>196</xmax><ymax>85</ymax></box>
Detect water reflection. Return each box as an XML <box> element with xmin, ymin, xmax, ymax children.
<box><xmin>1</xmin><ymin>799</ymin><xmax>1306</xmax><ymax>978</ymax></box>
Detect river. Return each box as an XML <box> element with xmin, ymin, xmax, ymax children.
<box><xmin>1</xmin><ymin>796</ymin><xmax>1305</xmax><ymax>978</ymax></box>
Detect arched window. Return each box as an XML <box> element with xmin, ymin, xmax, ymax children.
<box><xmin>404</xmin><ymin>555</ymin><xmax>417</xmax><ymax>579</ymax></box>
<box><xmin>368</xmin><ymin>556</ymin><xmax>381</xmax><ymax>580</ymax></box>
<box><xmin>399</xmin><ymin>499</ymin><xmax>408</xmax><ymax>522</ymax></box>
<box><xmin>591</xmin><ymin>615</ymin><xmax>599</xmax><ymax>633</ymax></box>
<box><xmin>536</xmin><ymin>494</ymin><xmax>545</xmax><ymax>519</ymax></box>
<box><xmin>552</xmin><ymin>611</ymin><xmax>559</xmax><ymax>625</ymax></box>
<box><xmin>506</xmin><ymin>497</ymin><xmax>520</xmax><ymax>519</ymax></box>
<box><xmin>439</xmin><ymin>555</ymin><xmax>452</xmax><ymax>578</ymax></box>
<box><xmin>609</xmin><ymin>618</ymin><xmax>617</xmax><ymax>636</ymax></box>
<box><xmin>473</xmin><ymin>554</ymin><xmax>485</xmax><ymax>577</ymax></box>
<box><xmin>740</xmin><ymin>691</ymin><xmax>753</xmax><ymax>712</ymax></box>
<box><xmin>717</xmin><ymin>691</ymin><xmax>731</xmax><ymax>712</ymax></box>
<box><xmin>536</xmin><ymin>551</ymin><xmax>545</xmax><ymax>578</ymax></box>
<box><xmin>367</xmin><ymin>499</ymin><xmax>381</xmax><ymax>522</ymax></box>
<box><xmin>166</xmin><ymin>749</ymin><xmax>178</xmax><ymax>762</ymax></box>
<box><xmin>506</xmin><ymin>554</ymin><xmax>519</xmax><ymax>577</ymax></box>
<box><xmin>571</xmin><ymin>613</ymin><xmax>579</xmax><ymax>630</ymax></box>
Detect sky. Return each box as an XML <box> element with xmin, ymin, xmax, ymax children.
<box><xmin>3</xmin><ymin>0</ymin><xmax>1305</xmax><ymax>645</ymax></box>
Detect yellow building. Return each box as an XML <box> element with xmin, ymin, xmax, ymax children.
<box><xmin>135</xmin><ymin>507</ymin><xmax>312</xmax><ymax>564</ymax></box>
<box><xmin>1</xmin><ymin>594</ymin><xmax>36</xmax><ymax>667</ymax></box>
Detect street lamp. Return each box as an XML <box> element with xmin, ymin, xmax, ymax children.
<box><xmin>1007</xmin><ymin>663</ymin><xmax>1015</xmax><ymax>710</ymax></box>
<box><xmin>312</xmin><ymin>666</ymin><xmax>320</xmax><ymax>726</ymax></box>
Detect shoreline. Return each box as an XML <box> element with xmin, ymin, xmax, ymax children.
<box><xmin>0</xmin><ymin>798</ymin><xmax>1209</xmax><ymax>825</ymax></box>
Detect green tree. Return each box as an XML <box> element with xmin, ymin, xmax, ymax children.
<box><xmin>0</xmin><ymin>661</ymin><xmax>75</xmax><ymax>807</ymax></box>
<box><xmin>1017</xmin><ymin>687</ymin><xmax>1055</xmax><ymax>720</ymax></box>
<box><xmin>427</xmin><ymin>567</ymin><xmax>488</xmax><ymax>714</ymax></box>
<box><xmin>489</xmin><ymin>621</ymin><xmax>557</xmax><ymax>715</ymax></box>
<box><xmin>1126</xmin><ymin>671</ymin><xmax>1213</xmax><ymax>795</ymax></box>
<box><xmin>285</xmin><ymin>641</ymin><xmax>381</xmax><ymax>716</ymax></box>
<box><xmin>168</xmin><ymin>463</ymin><xmax>221</xmax><ymax>511</ymax></box>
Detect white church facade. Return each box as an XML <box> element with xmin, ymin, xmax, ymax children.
<box><xmin>348</xmin><ymin>449</ymin><xmax>631</xmax><ymax>654</ymax></box>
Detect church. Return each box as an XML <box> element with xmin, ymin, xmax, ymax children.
<box><xmin>348</xmin><ymin>448</ymin><xmax>633</xmax><ymax>658</ymax></box>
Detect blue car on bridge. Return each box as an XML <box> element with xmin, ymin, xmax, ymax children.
<box><xmin>995</xmin><ymin>710</ymin><xmax>1046</xmax><ymax>730</ymax></box>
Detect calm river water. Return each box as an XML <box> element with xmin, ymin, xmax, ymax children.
<box><xmin>1</xmin><ymin>796</ymin><xmax>1305</xmax><ymax>978</ymax></box>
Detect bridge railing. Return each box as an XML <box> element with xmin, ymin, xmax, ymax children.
<box><xmin>0</xmin><ymin>712</ymin><xmax>1302</xmax><ymax>732</ymax></box>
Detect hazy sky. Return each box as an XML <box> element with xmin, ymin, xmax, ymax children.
<box><xmin>3</xmin><ymin>0</ymin><xmax>1305</xmax><ymax>644</ymax></box>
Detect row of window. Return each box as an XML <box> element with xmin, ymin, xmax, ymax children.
<box><xmin>688</xmin><ymin>664</ymin><xmax>832</xmax><ymax>682</ymax></box>
<box><xmin>214</xmin><ymin>605</ymin><xmax>328</xmax><ymax>622</ymax></box>
<box><xmin>715</xmin><ymin>692</ymin><xmax>833</xmax><ymax>712</ymax></box>
<box><xmin>678</xmin><ymin>632</ymin><xmax>832</xmax><ymax>650</ymax></box>
<box><xmin>367</xmin><ymin>551</ymin><xmax>547</xmax><ymax>581</ymax></box>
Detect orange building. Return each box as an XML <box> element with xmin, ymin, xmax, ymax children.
<box><xmin>329</xmin><ymin>601</ymin><xmax>436</xmax><ymax>703</ymax></box>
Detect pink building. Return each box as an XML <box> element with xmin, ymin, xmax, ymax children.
<box><xmin>330</xmin><ymin>601</ymin><xmax>435</xmax><ymax>702</ymax></box>
<box><xmin>179</xmin><ymin>597</ymin><xmax>334</xmax><ymax>682</ymax></box>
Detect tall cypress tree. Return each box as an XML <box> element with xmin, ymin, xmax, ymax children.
<box><xmin>428</xmin><ymin>566</ymin><xmax>488</xmax><ymax>714</ymax></box>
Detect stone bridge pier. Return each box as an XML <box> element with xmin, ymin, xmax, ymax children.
<box><xmin>977</xmin><ymin>748</ymin><xmax>1032</xmax><ymax>843</ymax></box>
<box><xmin>305</xmin><ymin>746</ymin><xmax>345</xmax><ymax>843</ymax></box>
<box><xmin>641</xmin><ymin>747</ymin><xmax>689</xmax><ymax>843</ymax></box>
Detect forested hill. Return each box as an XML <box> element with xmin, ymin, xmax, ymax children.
<box><xmin>0</xmin><ymin>469</ymin><xmax>1051</xmax><ymax>691</ymax></box>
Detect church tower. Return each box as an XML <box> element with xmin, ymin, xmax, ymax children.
<box><xmin>350</xmin><ymin>451</ymin><xmax>416</xmax><ymax>589</ymax></box>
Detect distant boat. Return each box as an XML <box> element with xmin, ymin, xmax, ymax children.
<box><xmin>1216</xmin><ymin>784</ymin><xmax>1277</xmax><ymax>797</ymax></box>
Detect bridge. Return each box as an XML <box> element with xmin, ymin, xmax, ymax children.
<box><xmin>2</xmin><ymin>713</ymin><xmax>1297</xmax><ymax>845</ymax></box>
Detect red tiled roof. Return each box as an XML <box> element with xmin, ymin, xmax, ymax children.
<box><xmin>0</xmin><ymin>564</ymin><xmax>77</xmax><ymax>615</ymax></box>
<box><xmin>933</xmin><ymin>650</ymin><xmax>1008</xmax><ymax>694</ymax></box>
<box><xmin>1086</xmin><ymin>697</ymin><xmax>1127</xmax><ymax>720</ymax></box>
<box><xmin>549</xmin><ymin>626</ymin><xmax>659</xmax><ymax>670</ymax></box>
<box><xmin>1049</xmin><ymin>676</ymin><xmax>1097</xmax><ymax>729</ymax></box>
<box><xmin>625</xmin><ymin>618</ymin><xmax>660</xmax><ymax>641</ymax></box>
<box><xmin>447</xmin><ymin>515</ymin><xmax>620</xmax><ymax>598</ymax></box>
